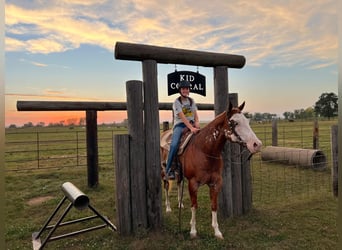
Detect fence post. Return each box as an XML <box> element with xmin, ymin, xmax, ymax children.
<box><xmin>86</xmin><ymin>110</ymin><xmax>98</xmax><ymax>187</ymax></box>
<box><xmin>331</xmin><ymin>125</ymin><xmax>338</xmax><ymax>197</ymax></box>
<box><xmin>229</xmin><ymin>93</ymin><xmax>243</xmax><ymax>216</ymax></box>
<box><xmin>142</xmin><ymin>60</ymin><xmax>162</xmax><ymax>229</ymax></box>
<box><xmin>114</xmin><ymin>134</ymin><xmax>131</xmax><ymax>235</ymax></box>
<box><xmin>313</xmin><ymin>120</ymin><xmax>319</xmax><ymax>149</ymax></box>
<box><xmin>36</xmin><ymin>132</ymin><xmax>40</xmax><ymax>169</ymax></box>
<box><xmin>162</xmin><ymin>121</ymin><xmax>169</xmax><ymax>131</ymax></box>
<box><xmin>126</xmin><ymin>80</ymin><xmax>147</xmax><ymax>232</ymax></box>
<box><xmin>214</xmin><ymin>66</ymin><xmax>233</xmax><ymax>218</ymax></box>
<box><xmin>272</xmin><ymin>120</ymin><xmax>278</xmax><ymax>146</ymax></box>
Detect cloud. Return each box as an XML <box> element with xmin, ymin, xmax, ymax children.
<box><xmin>5</xmin><ymin>0</ymin><xmax>337</xmax><ymax>68</ymax></box>
<box><xmin>6</xmin><ymin>92</ymin><xmax>105</xmax><ymax>101</ymax></box>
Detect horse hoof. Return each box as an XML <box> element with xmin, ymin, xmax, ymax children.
<box><xmin>215</xmin><ymin>233</ymin><xmax>224</xmax><ymax>240</ymax></box>
<box><xmin>190</xmin><ymin>233</ymin><xmax>197</xmax><ymax>239</ymax></box>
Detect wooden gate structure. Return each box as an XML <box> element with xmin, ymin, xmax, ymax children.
<box><xmin>17</xmin><ymin>41</ymin><xmax>252</xmax><ymax>236</ymax></box>
<box><xmin>113</xmin><ymin>42</ymin><xmax>251</xmax><ymax>235</ymax></box>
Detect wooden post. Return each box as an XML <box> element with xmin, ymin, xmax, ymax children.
<box><xmin>17</xmin><ymin>100</ymin><xmax>215</xmax><ymax>111</ymax></box>
<box><xmin>272</xmin><ymin>120</ymin><xmax>278</xmax><ymax>146</ymax></box>
<box><xmin>162</xmin><ymin>121</ymin><xmax>169</xmax><ymax>131</ymax></box>
<box><xmin>126</xmin><ymin>80</ymin><xmax>147</xmax><ymax>232</ymax></box>
<box><xmin>142</xmin><ymin>60</ymin><xmax>162</xmax><ymax>229</ymax></box>
<box><xmin>241</xmin><ymin>149</ymin><xmax>252</xmax><ymax>213</ymax></box>
<box><xmin>331</xmin><ymin>125</ymin><xmax>338</xmax><ymax>197</ymax></box>
<box><xmin>114</xmin><ymin>134</ymin><xmax>131</xmax><ymax>235</ymax></box>
<box><xmin>214</xmin><ymin>66</ymin><xmax>233</xmax><ymax>218</ymax></box>
<box><xmin>313</xmin><ymin>120</ymin><xmax>319</xmax><ymax>149</ymax></box>
<box><xmin>115</xmin><ymin>42</ymin><xmax>246</xmax><ymax>68</ymax></box>
<box><xmin>86</xmin><ymin>110</ymin><xmax>98</xmax><ymax>187</ymax></box>
<box><xmin>229</xmin><ymin>93</ymin><xmax>243</xmax><ymax>216</ymax></box>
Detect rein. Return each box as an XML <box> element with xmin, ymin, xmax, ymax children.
<box><xmin>228</xmin><ymin>119</ymin><xmax>245</xmax><ymax>145</ymax></box>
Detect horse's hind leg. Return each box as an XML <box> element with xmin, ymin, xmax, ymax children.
<box><xmin>164</xmin><ymin>180</ymin><xmax>172</xmax><ymax>212</ymax></box>
<box><xmin>190</xmin><ymin>207</ymin><xmax>197</xmax><ymax>239</ymax></box>
<box><xmin>188</xmin><ymin>179</ymin><xmax>198</xmax><ymax>238</ymax></box>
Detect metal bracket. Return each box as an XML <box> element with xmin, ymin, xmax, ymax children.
<box><xmin>32</xmin><ymin>182</ymin><xmax>116</xmax><ymax>250</ymax></box>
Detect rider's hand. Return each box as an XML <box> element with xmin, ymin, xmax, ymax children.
<box><xmin>191</xmin><ymin>127</ymin><xmax>200</xmax><ymax>134</ymax></box>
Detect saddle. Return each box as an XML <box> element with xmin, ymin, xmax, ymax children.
<box><xmin>160</xmin><ymin>128</ymin><xmax>194</xmax><ymax>155</ymax></box>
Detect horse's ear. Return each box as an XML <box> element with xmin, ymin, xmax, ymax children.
<box><xmin>238</xmin><ymin>101</ymin><xmax>245</xmax><ymax>111</ymax></box>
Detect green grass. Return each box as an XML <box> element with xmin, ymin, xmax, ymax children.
<box><xmin>5</xmin><ymin>166</ymin><xmax>337</xmax><ymax>249</ymax></box>
<box><xmin>4</xmin><ymin>119</ymin><xmax>338</xmax><ymax>249</ymax></box>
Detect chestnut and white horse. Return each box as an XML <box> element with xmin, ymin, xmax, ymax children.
<box><xmin>160</xmin><ymin>102</ymin><xmax>262</xmax><ymax>239</ymax></box>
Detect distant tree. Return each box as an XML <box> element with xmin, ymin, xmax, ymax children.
<box><xmin>8</xmin><ymin>124</ymin><xmax>17</xmax><ymax>128</ymax></box>
<box><xmin>36</xmin><ymin>122</ymin><xmax>45</xmax><ymax>127</ymax></box>
<box><xmin>304</xmin><ymin>107</ymin><xmax>314</xmax><ymax>119</ymax></box>
<box><xmin>23</xmin><ymin>122</ymin><xmax>34</xmax><ymax>128</ymax></box>
<box><xmin>253</xmin><ymin>112</ymin><xmax>263</xmax><ymax>121</ymax></box>
<box><xmin>66</xmin><ymin>118</ymin><xmax>78</xmax><ymax>126</ymax></box>
<box><xmin>243</xmin><ymin>112</ymin><xmax>252</xmax><ymax>119</ymax></box>
<box><xmin>283</xmin><ymin>111</ymin><xmax>291</xmax><ymax>120</ymax></box>
<box><xmin>314</xmin><ymin>92</ymin><xmax>338</xmax><ymax>119</ymax></box>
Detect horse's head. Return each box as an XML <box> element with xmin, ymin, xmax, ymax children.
<box><xmin>226</xmin><ymin>102</ymin><xmax>262</xmax><ymax>154</ymax></box>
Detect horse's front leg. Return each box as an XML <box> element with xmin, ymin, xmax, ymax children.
<box><xmin>209</xmin><ymin>182</ymin><xmax>223</xmax><ymax>239</ymax></box>
<box><xmin>188</xmin><ymin>179</ymin><xmax>198</xmax><ymax>238</ymax></box>
<box><xmin>177</xmin><ymin>180</ymin><xmax>184</xmax><ymax>209</ymax></box>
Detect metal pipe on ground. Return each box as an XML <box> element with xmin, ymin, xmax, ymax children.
<box><xmin>261</xmin><ymin>146</ymin><xmax>326</xmax><ymax>170</ymax></box>
<box><xmin>61</xmin><ymin>182</ymin><xmax>90</xmax><ymax>210</ymax></box>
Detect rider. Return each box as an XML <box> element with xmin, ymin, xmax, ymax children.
<box><xmin>165</xmin><ymin>80</ymin><xmax>200</xmax><ymax>180</ymax></box>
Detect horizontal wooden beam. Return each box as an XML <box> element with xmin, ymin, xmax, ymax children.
<box><xmin>115</xmin><ymin>42</ymin><xmax>246</xmax><ymax>68</ymax></box>
<box><xmin>17</xmin><ymin>101</ymin><xmax>215</xmax><ymax>111</ymax></box>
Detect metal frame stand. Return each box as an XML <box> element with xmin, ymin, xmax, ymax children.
<box><xmin>32</xmin><ymin>182</ymin><xmax>116</xmax><ymax>250</ymax></box>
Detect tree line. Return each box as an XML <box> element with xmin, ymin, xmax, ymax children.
<box><xmin>245</xmin><ymin>92</ymin><xmax>338</xmax><ymax>122</ymax></box>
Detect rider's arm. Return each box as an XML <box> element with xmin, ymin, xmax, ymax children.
<box><xmin>193</xmin><ymin>110</ymin><xmax>200</xmax><ymax>129</ymax></box>
<box><xmin>178</xmin><ymin>112</ymin><xmax>199</xmax><ymax>133</ymax></box>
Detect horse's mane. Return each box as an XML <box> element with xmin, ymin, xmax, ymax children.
<box><xmin>197</xmin><ymin>111</ymin><xmax>227</xmax><ymax>135</ymax></box>
<box><xmin>189</xmin><ymin>111</ymin><xmax>228</xmax><ymax>148</ymax></box>
<box><xmin>192</xmin><ymin>107</ymin><xmax>241</xmax><ymax>146</ymax></box>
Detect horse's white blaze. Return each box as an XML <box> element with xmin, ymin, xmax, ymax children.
<box><xmin>211</xmin><ymin>211</ymin><xmax>223</xmax><ymax>239</ymax></box>
<box><xmin>190</xmin><ymin>207</ymin><xmax>197</xmax><ymax>238</ymax></box>
<box><xmin>230</xmin><ymin>113</ymin><xmax>262</xmax><ymax>153</ymax></box>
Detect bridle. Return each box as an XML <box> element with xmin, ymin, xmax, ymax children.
<box><xmin>227</xmin><ymin>113</ymin><xmax>253</xmax><ymax>161</ymax></box>
<box><xmin>228</xmin><ymin>115</ymin><xmax>246</xmax><ymax>147</ymax></box>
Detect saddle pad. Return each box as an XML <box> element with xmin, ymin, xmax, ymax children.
<box><xmin>160</xmin><ymin>130</ymin><xmax>194</xmax><ymax>155</ymax></box>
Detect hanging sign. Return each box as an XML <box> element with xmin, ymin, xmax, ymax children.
<box><xmin>167</xmin><ymin>71</ymin><xmax>206</xmax><ymax>96</ymax></box>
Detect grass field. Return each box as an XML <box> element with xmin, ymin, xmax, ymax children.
<box><xmin>4</xmin><ymin>119</ymin><xmax>338</xmax><ymax>249</ymax></box>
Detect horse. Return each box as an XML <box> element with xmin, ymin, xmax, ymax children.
<box><xmin>160</xmin><ymin>101</ymin><xmax>262</xmax><ymax>239</ymax></box>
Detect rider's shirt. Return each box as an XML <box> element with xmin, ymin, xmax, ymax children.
<box><xmin>173</xmin><ymin>97</ymin><xmax>197</xmax><ymax>127</ymax></box>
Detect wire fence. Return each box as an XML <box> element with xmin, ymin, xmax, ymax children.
<box><xmin>5</xmin><ymin>119</ymin><xmax>337</xmax><ymax>204</ymax></box>
<box><xmin>250</xmin><ymin>120</ymin><xmax>335</xmax><ymax>204</ymax></box>
<box><xmin>5</xmin><ymin>128</ymin><xmax>122</xmax><ymax>171</ymax></box>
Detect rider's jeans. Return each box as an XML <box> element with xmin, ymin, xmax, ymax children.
<box><xmin>165</xmin><ymin>123</ymin><xmax>186</xmax><ymax>174</ymax></box>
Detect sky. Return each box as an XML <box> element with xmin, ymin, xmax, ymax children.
<box><xmin>4</xmin><ymin>0</ymin><xmax>338</xmax><ymax>127</ymax></box>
